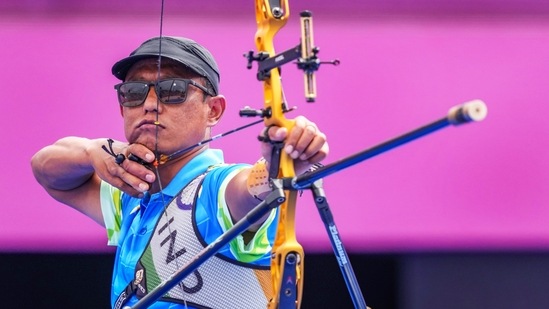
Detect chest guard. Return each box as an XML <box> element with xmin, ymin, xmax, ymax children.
<box><xmin>129</xmin><ymin>172</ymin><xmax>273</xmax><ymax>308</ymax></box>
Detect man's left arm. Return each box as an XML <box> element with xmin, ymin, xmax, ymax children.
<box><xmin>225</xmin><ymin>116</ymin><xmax>329</xmax><ymax>230</ymax></box>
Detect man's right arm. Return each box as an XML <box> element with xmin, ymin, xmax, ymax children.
<box><xmin>31</xmin><ymin>137</ymin><xmax>107</xmax><ymax>226</ymax></box>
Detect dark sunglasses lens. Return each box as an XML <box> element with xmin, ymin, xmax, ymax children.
<box><xmin>157</xmin><ymin>79</ymin><xmax>188</xmax><ymax>104</ymax></box>
<box><xmin>118</xmin><ymin>82</ymin><xmax>149</xmax><ymax>107</ymax></box>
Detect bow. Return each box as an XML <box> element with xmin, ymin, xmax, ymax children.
<box><xmin>244</xmin><ymin>1</ymin><xmax>340</xmax><ymax>306</ymax></box>
<box><xmin>247</xmin><ymin>1</ymin><xmax>319</xmax><ymax>307</ymax></box>
<box><xmin>253</xmin><ymin>0</ymin><xmax>303</xmax><ymax>307</ymax></box>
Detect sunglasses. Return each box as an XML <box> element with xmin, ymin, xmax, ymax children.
<box><xmin>114</xmin><ymin>78</ymin><xmax>215</xmax><ymax>107</ymax></box>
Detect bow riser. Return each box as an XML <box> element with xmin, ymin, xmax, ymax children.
<box><xmin>254</xmin><ymin>0</ymin><xmax>304</xmax><ymax>308</ymax></box>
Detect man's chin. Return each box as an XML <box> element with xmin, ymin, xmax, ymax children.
<box><xmin>128</xmin><ymin>137</ymin><xmax>156</xmax><ymax>152</ymax></box>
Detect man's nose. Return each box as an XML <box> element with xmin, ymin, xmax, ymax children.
<box><xmin>142</xmin><ymin>86</ymin><xmax>161</xmax><ymax>112</ymax></box>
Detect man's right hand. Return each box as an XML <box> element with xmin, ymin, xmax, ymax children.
<box><xmin>91</xmin><ymin>139</ymin><xmax>156</xmax><ymax>198</ymax></box>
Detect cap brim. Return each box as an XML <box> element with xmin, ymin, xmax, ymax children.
<box><xmin>112</xmin><ymin>54</ymin><xmax>181</xmax><ymax>81</ymax></box>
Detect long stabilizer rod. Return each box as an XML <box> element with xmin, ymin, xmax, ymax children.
<box><xmin>292</xmin><ymin>100</ymin><xmax>488</xmax><ymax>190</ymax></box>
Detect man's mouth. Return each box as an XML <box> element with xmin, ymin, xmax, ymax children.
<box><xmin>137</xmin><ymin>120</ymin><xmax>165</xmax><ymax>129</ymax></box>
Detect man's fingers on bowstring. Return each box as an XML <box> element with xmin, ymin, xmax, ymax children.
<box><xmin>119</xmin><ymin>159</ymin><xmax>155</xmax><ymax>186</ymax></box>
<box><xmin>127</xmin><ymin>144</ymin><xmax>156</xmax><ymax>165</ymax></box>
<box><xmin>118</xmin><ymin>144</ymin><xmax>156</xmax><ymax>185</ymax></box>
<box><xmin>108</xmin><ymin>161</ymin><xmax>151</xmax><ymax>196</ymax></box>
<box><xmin>102</xmin><ymin>159</ymin><xmax>145</xmax><ymax>197</ymax></box>
<box><xmin>103</xmin><ymin>149</ymin><xmax>153</xmax><ymax>196</ymax></box>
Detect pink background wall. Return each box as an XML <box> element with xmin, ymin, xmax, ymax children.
<box><xmin>2</xmin><ymin>1</ymin><xmax>548</xmax><ymax>253</ymax></box>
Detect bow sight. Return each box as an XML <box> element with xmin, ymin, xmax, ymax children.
<box><xmin>244</xmin><ymin>11</ymin><xmax>339</xmax><ymax>104</ymax></box>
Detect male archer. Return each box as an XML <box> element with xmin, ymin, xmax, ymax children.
<box><xmin>31</xmin><ymin>36</ymin><xmax>328</xmax><ymax>308</ymax></box>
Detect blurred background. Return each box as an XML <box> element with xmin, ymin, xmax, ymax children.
<box><xmin>2</xmin><ymin>0</ymin><xmax>549</xmax><ymax>308</ymax></box>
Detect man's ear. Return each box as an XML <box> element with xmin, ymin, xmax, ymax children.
<box><xmin>207</xmin><ymin>95</ymin><xmax>226</xmax><ymax>126</ymax></box>
<box><xmin>119</xmin><ymin>105</ymin><xmax>124</xmax><ymax>117</ymax></box>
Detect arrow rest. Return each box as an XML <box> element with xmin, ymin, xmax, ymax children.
<box><xmin>239</xmin><ymin>106</ymin><xmax>297</xmax><ymax>120</ymax></box>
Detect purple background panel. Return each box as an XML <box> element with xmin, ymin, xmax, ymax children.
<box><xmin>2</xmin><ymin>3</ymin><xmax>548</xmax><ymax>252</ymax></box>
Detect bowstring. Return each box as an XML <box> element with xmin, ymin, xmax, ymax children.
<box><xmin>154</xmin><ymin>0</ymin><xmax>164</xmax><ymax>163</ymax></box>
<box><xmin>153</xmin><ymin>0</ymin><xmax>189</xmax><ymax>307</ymax></box>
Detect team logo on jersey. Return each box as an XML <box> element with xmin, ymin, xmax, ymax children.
<box><xmin>134</xmin><ymin>269</ymin><xmax>144</xmax><ymax>285</ymax></box>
